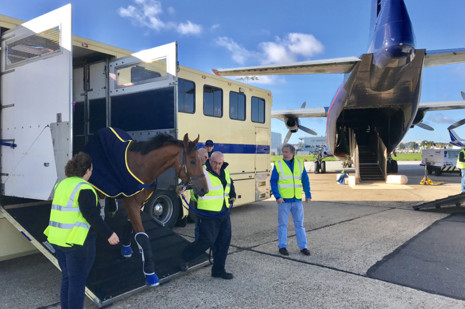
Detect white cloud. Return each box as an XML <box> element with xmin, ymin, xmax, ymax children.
<box><xmin>215</xmin><ymin>37</ymin><xmax>254</xmax><ymax>65</ymax></box>
<box><xmin>118</xmin><ymin>0</ymin><xmax>202</xmax><ymax>35</ymax></box>
<box><xmin>177</xmin><ymin>21</ymin><xmax>202</xmax><ymax>35</ymax></box>
<box><xmin>216</xmin><ymin>33</ymin><xmax>324</xmax><ymax>66</ymax></box>
<box><xmin>427</xmin><ymin>113</ymin><xmax>457</xmax><ymax>124</ymax></box>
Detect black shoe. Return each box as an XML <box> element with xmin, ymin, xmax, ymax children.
<box><xmin>212</xmin><ymin>272</ymin><xmax>234</xmax><ymax>280</ymax></box>
<box><xmin>279</xmin><ymin>248</ymin><xmax>289</xmax><ymax>256</ymax></box>
<box><xmin>300</xmin><ymin>248</ymin><xmax>311</xmax><ymax>256</ymax></box>
<box><xmin>179</xmin><ymin>262</ymin><xmax>189</xmax><ymax>272</ymax></box>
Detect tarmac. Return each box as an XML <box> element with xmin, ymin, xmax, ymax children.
<box><xmin>2</xmin><ymin>161</ymin><xmax>465</xmax><ymax>308</ymax></box>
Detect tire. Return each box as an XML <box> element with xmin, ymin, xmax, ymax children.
<box><xmin>427</xmin><ymin>166</ymin><xmax>433</xmax><ymax>175</ymax></box>
<box><xmin>144</xmin><ymin>190</ymin><xmax>180</xmax><ymax>228</ymax></box>
<box><xmin>321</xmin><ymin>161</ymin><xmax>326</xmax><ymax>173</ymax></box>
<box><xmin>314</xmin><ymin>161</ymin><xmax>320</xmax><ymax>174</ymax></box>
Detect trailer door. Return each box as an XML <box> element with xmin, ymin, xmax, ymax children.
<box><xmin>1</xmin><ymin>4</ymin><xmax>72</xmax><ymax>200</ymax></box>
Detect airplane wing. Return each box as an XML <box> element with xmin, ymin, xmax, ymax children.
<box><xmin>424</xmin><ymin>48</ymin><xmax>465</xmax><ymax>67</ymax></box>
<box><xmin>271</xmin><ymin>107</ymin><xmax>329</xmax><ymax>118</ymax></box>
<box><xmin>213</xmin><ymin>56</ymin><xmax>360</xmax><ymax>76</ymax></box>
<box><xmin>418</xmin><ymin>100</ymin><xmax>465</xmax><ymax>112</ymax></box>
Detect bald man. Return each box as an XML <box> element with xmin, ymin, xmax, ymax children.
<box><xmin>182</xmin><ymin>151</ymin><xmax>236</xmax><ymax>279</ymax></box>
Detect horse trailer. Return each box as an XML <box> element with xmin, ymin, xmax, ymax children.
<box><xmin>0</xmin><ymin>4</ymin><xmax>271</xmax><ymax>306</ymax></box>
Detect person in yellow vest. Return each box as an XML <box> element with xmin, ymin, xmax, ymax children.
<box><xmin>44</xmin><ymin>152</ymin><xmax>120</xmax><ymax>309</ymax></box>
<box><xmin>457</xmin><ymin>149</ymin><xmax>465</xmax><ymax>193</ymax></box>
<box><xmin>182</xmin><ymin>151</ymin><xmax>236</xmax><ymax>279</ymax></box>
<box><xmin>270</xmin><ymin>144</ymin><xmax>311</xmax><ymax>256</ymax></box>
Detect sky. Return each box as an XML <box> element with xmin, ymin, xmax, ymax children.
<box><xmin>2</xmin><ymin>0</ymin><xmax>465</xmax><ymax>144</ymax></box>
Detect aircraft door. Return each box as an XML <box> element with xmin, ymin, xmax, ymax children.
<box><xmin>0</xmin><ymin>4</ymin><xmax>72</xmax><ymax>200</ymax></box>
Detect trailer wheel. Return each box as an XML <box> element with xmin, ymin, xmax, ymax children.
<box><xmin>144</xmin><ymin>190</ymin><xmax>180</xmax><ymax>228</ymax></box>
<box><xmin>434</xmin><ymin>168</ymin><xmax>442</xmax><ymax>176</ymax></box>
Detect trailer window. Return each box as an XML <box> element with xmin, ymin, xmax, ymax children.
<box><xmin>204</xmin><ymin>85</ymin><xmax>223</xmax><ymax>117</ymax></box>
<box><xmin>230</xmin><ymin>91</ymin><xmax>246</xmax><ymax>121</ymax></box>
<box><xmin>115</xmin><ymin>62</ymin><xmax>165</xmax><ymax>88</ymax></box>
<box><xmin>4</xmin><ymin>27</ymin><xmax>60</xmax><ymax>70</ymax></box>
<box><xmin>178</xmin><ymin>78</ymin><xmax>195</xmax><ymax>113</ymax></box>
<box><xmin>252</xmin><ymin>97</ymin><xmax>265</xmax><ymax>123</ymax></box>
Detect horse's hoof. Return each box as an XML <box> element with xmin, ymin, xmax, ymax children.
<box><xmin>121</xmin><ymin>245</ymin><xmax>133</xmax><ymax>258</ymax></box>
<box><xmin>146</xmin><ymin>273</ymin><xmax>160</xmax><ymax>287</ymax></box>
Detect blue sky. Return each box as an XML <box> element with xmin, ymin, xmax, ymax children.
<box><xmin>2</xmin><ymin>0</ymin><xmax>465</xmax><ymax>144</ymax></box>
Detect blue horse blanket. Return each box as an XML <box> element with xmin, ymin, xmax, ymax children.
<box><xmin>84</xmin><ymin>127</ymin><xmax>145</xmax><ymax>197</ymax></box>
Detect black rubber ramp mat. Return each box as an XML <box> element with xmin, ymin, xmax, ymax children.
<box><xmin>367</xmin><ymin>214</ymin><xmax>465</xmax><ymax>300</ymax></box>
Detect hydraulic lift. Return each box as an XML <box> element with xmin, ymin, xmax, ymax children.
<box><xmin>412</xmin><ymin>192</ymin><xmax>465</xmax><ymax>210</ymax></box>
<box><xmin>0</xmin><ymin>196</ymin><xmax>208</xmax><ymax>307</ymax></box>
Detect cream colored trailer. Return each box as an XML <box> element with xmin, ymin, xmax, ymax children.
<box><xmin>0</xmin><ymin>4</ymin><xmax>271</xmax><ymax>264</ymax></box>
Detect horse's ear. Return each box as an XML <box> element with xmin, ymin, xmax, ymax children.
<box><xmin>193</xmin><ymin>135</ymin><xmax>200</xmax><ymax>146</ymax></box>
<box><xmin>183</xmin><ymin>133</ymin><xmax>189</xmax><ymax>150</ymax></box>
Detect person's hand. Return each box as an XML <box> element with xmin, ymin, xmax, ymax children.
<box><xmin>305</xmin><ymin>198</ymin><xmax>311</xmax><ymax>203</ymax></box>
<box><xmin>277</xmin><ymin>198</ymin><xmax>284</xmax><ymax>204</ymax></box>
<box><xmin>107</xmin><ymin>232</ymin><xmax>119</xmax><ymax>245</ymax></box>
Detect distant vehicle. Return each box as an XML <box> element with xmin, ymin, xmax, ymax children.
<box><xmin>421</xmin><ymin>149</ymin><xmax>461</xmax><ymax>176</ymax></box>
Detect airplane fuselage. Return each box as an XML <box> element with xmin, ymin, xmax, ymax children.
<box><xmin>326</xmin><ymin>0</ymin><xmax>422</xmax><ymax>158</ymax></box>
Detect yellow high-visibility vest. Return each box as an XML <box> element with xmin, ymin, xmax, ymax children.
<box><xmin>196</xmin><ymin>168</ymin><xmax>231</xmax><ymax>212</ymax></box>
<box><xmin>457</xmin><ymin>150</ymin><xmax>465</xmax><ymax>169</ymax></box>
<box><xmin>44</xmin><ymin>177</ymin><xmax>97</xmax><ymax>247</ymax></box>
<box><xmin>276</xmin><ymin>158</ymin><xmax>303</xmax><ymax>199</ymax></box>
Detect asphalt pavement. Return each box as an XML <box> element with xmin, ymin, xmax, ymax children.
<box><xmin>2</xmin><ymin>161</ymin><xmax>465</xmax><ymax>308</ymax></box>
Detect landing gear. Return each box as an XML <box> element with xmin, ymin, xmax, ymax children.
<box><xmin>387</xmin><ymin>158</ymin><xmax>398</xmax><ymax>174</ymax></box>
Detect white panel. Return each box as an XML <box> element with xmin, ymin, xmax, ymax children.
<box><xmin>88</xmin><ymin>61</ymin><xmax>107</xmax><ymax>100</ymax></box>
<box><xmin>1</xmin><ymin>4</ymin><xmax>72</xmax><ymax>200</ymax></box>
<box><xmin>109</xmin><ymin>42</ymin><xmax>177</xmax><ymax>96</ymax></box>
<box><xmin>73</xmin><ymin>67</ymin><xmax>84</xmax><ymax>102</ymax></box>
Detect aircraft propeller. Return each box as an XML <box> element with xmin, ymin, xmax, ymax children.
<box><xmin>282</xmin><ymin>102</ymin><xmax>318</xmax><ymax>144</ymax></box>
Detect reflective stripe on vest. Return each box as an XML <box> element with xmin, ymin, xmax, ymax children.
<box><xmin>276</xmin><ymin>159</ymin><xmax>303</xmax><ymax>199</ymax></box>
<box><xmin>197</xmin><ymin>168</ymin><xmax>231</xmax><ymax>212</ymax></box>
<box><xmin>457</xmin><ymin>150</ymin><xmax>465</xmax><ymax>169</ymax></box>
<box><xmin>44</xmin><ymin>177</ymin><xmax>97</xmax><ymax>247</ymax></box>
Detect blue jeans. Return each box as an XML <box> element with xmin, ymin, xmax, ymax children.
<box><xmin>277</xmin><ymin>201</ymin><xmax>307</xmax><ymax>250</ymax></box>
<box><xmin>53</xmin><ymin>233</ymin><xmax>96</xmax><ymax>309</ymax></box>
<box><xmin>461</xmin><ymin>170</ymin><xmax>465</xmax><ymax>193</ymax></box>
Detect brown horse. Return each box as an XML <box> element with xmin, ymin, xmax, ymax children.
<box><xmin>108</xmin><ymin>132</ymin><xmax>208</xmax><ymax>286</ymax></box>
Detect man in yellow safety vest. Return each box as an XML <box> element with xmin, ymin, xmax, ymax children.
<box><xmin>270</xmin><ymin>144</ymin><xmax>312</xmax><ymax>256</ymax></box>
<box><xmin>182</xmin><ymin>151</ymin><xmax>236</xmax><ymax>279</ymax></box>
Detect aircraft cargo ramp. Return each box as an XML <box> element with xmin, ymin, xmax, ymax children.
<box><xmin>0</xmin><ymin>196</ymin><xmax>208</xmax><ymax>307</ymax></box>
<box><xmin>412</xmin><ymin>192</ymin><xmax>465</xmax><ymax>211</ymax></box>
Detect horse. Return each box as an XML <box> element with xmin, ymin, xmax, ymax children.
<box><xmin>85</xmin><ymin>128</ymin><xmax>209</xmax><ymax>286</ymax></box>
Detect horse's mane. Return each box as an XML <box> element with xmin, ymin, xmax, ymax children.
<box><xmin>128</xmin><ymin>133</ymin><xmax>196</xmax><ymax>155</ymax></box>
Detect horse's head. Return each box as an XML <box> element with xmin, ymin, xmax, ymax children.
<box><xmin>179</xmin><ymin>133</ymin><xmax>209</xmax><ymax>196</ymax></box>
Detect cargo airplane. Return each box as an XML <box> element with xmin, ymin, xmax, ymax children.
<box><xmin>213</xmin><ymin>0</ymin><xmax>465</xmax><ymax>181</ymax></box>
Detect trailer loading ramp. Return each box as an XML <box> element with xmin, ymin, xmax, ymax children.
<box><xmin>412</xmin><ymin>192</ymin><xmax>465</xmax><ymax>211</ymax></box>
<box><xmin>0</xmin><ymin>196</ymin><xmax>208</xmax><ymax>307</ymax></box>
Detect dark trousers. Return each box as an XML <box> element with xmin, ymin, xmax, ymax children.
<box><xmin>183</xmin><ymin>212</ymin><xmax>231</xmax><ymax>275</ymax></box>
<box><xmin>53</xmin><ymin>233</ymin><xmax>97</xmax><ymax>309</ymax></box>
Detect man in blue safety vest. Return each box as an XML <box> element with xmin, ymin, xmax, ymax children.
<box><xmin>270</xmin><ymin>144</ymin><xmax>311</xmax><ymax>256</ymax></box>
<box><xmin>182</xmin><ymin>151</ymin><xmax>236</xmax><ymax>279</ymax></box>
<box><xmin>457</xmin><ymin>149</ymin><xmax>465</xmax><ymax>193</ymax></box>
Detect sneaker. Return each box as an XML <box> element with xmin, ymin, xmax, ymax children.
<box><xmin>146</xmin><ymin>273</ymin><xmax>160</xmax><ymax>287</ymax></box>
<box><xmin>212</xmin><ymin>272</ymin><xmax>234</xmax><ymax>280</ymax></box>
<box><xmin>279</xmin><ymin>248</ymin><xmax>289</xmax><ymax>256</ymax></box>
<box><xmin>300</xmin><ymin>248</ymin><xmax>311</xmax><ymax>256</ymax></box>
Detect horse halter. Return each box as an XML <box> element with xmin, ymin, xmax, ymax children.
<box><xmin>177</xmin><ymin>147</ymin><xmax>205</xmax><ymax>188</ymax></box>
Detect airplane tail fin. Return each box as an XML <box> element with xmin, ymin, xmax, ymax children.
<box><xmin>448</xmin><ymin>119</ymin><xmax>465</xmax><ymax>147</ymax></box>
<box><xmin>370</xmin><ymin>0</ymin><xmax>382</xmax><ymax>30</ymax></box>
